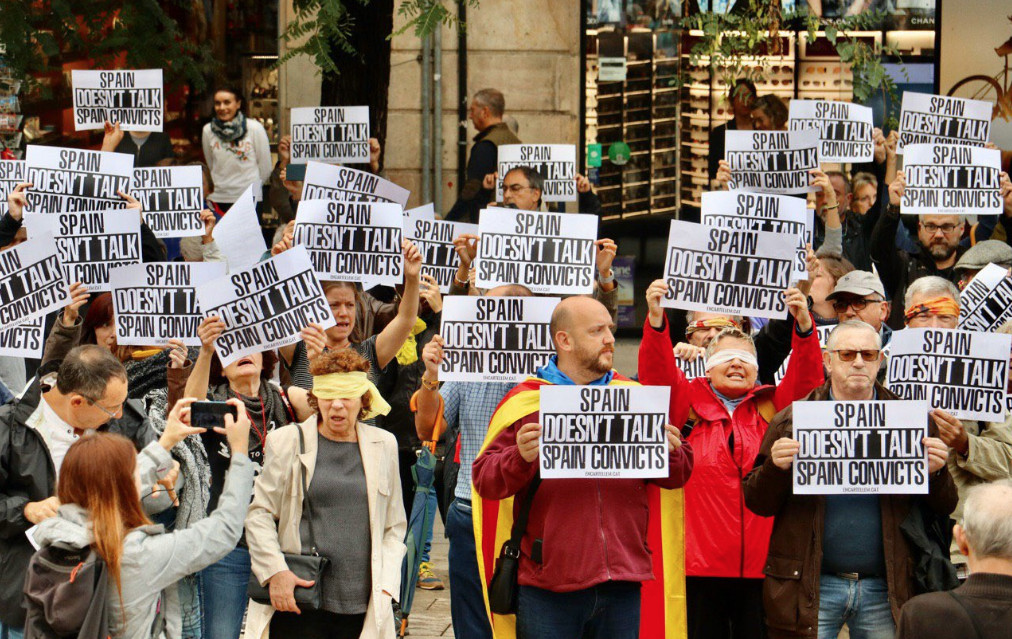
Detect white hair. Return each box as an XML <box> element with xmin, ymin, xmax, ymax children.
<box><xmin>826</xmin><ymin>320</ymin><xmax>881</xmax><ymax>351</ymax></box>
<box><xmin>963</xmin><ymin>480</ymin><xmax>1012</xmax><ymax>561</ymax></box>
<box><xmin>903</xmin><ymin>276</ymin><xmax>960</xmax><ymax>310</ymax></box>
<box><xmin>704</xmin><ymin>326</ymin><xmax>755</xmax><ymax>360</ymax></box>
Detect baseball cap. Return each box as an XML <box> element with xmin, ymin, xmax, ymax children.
<box><xmin>826</xmin><ymin>270</ymin><xmax>886</xmax><ymax>301</ymax></box>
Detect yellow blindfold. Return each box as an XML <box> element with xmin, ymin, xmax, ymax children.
<box><xmin>312</xmin><ymin>371</ymin><xmax>391</xmax><ymax>420</ymax></box>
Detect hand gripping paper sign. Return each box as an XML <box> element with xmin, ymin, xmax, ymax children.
<box><xmin>0</xmin><ymin>159</ymin><xmax>25</xmax><ymax>217</ymax></box>
<box><xmin>887</xmin><ymin>328</ymin><xmax>1012</xmax><ymax>423</ymax></box>
<box><xmin>897</xmin><ymin>92</ymin><xmax>992</xmax><ymax>154</ymax></box>
<box><xmin>793</xmin><ymin>401</ymin><xmax>930</xmax><ymax>496</ymax></box>
<box><xmin>901</xmin><ymin>144</ymin><xmax>1002</xmax><ymax>216</ymax></box>
<box><xmin>195</xmin><ymin>246</ymin><xmax>336</xmax><ymax>368</ymax></box>
<box><xmin>300</xmin><ymin>161</ymin><xmax>410</xmax><ymax>207</ymax></box>
<box><xmin>0</xmin><ymin>235</ymin><xmax>71</xmax><ymax>329</ymax></box>
<box><xmin>439</xmin><ymin>296</ymin><xmax>560</xmax><ymax>384</ymax></box>
<box><xmin>958</xmin><ymin>263</ymin><xmax>1012</xmax><ymax>332</ymax></box>
<box><xmin>476</xmin><ymin>207</ymin><xmax>598</xmax><ymax>295</ymax></box>
<box><xmin>496</xmin><ymin>144</ymin><xmax>578</xmax><ymax>203</ymax></box>
<box><xmin>290</xmin><ymin>106</ymin><xmax>370</xmax><ymax>164</ymax></box>
<box><xmin>539</xmin><ymin>385</ymin><xmax>670</xmax><ymax>479</ymax></box>
<box><xmin>131</xmin><ymin>166</ymin><xmax>205</xmax><ymax>238</ymax></box>
<box><xmin>701</xmin><ymin>190</ymin><xmax>812</xmax><ymax>281</ymax></box>
<box><xmin>293</xmin><ymin>200</ymin><xmax>404</xmax><ymax>286</ymax></box>
<box><xmin>661</xmin><ymin>220</ymin><xmax>796</xmax><ymax>320</ymax></box>
<box><xmin>24</xmin><ymin>146</ymin><xmax>134</xmax><ymax>214</ymax></box>
<box><xmin>788</xmin><ymin>99</ymin><xmax>875</xmax><ymax>163</ymax></box>
<box><xmin>405</xmin><ymin>216</ymin><xmax>478</xmax><ymax>293</ymax></box>
<box><xmin>71</xmin><ymin>69</ymin><xmax>164</xmax><ymax>132</ymax></box>
<box><xmin>724</xmin><ymin>129</ymin><xmax>821</xmax><ymax>195</ymax></box>
<box><xmin>111</xmin><ymin>262</ymin><xmax>227</xmax><ymax>346</ymax></box>
<box><xmin>23</xmin><ymin>210</ymin><xmax>142</xmax><ymax>292</ymax></box>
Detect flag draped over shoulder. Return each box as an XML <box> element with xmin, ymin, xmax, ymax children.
<box><xmin>471</xmin><ymin>374</ymin><xmax>687</xmax><ymax>639</ymax></box>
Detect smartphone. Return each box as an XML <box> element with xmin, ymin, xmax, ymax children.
<box><xmin>191</xmin><ymin>401</ymin><xmax>239</xmax><ymax>430</ymax></box>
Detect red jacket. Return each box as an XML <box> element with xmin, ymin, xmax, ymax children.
<box><xmin>637</xmin><ymin>316</ymin><xmax>824</xmax><ymax>579</ymax></box>
<box><xmin>471</xmin><ymin>380</ymin><xmax>694</xmax><ymax>593</ymax></box>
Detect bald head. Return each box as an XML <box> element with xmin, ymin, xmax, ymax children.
<box><xmin>549</xmin><ymin>296</ymin><xmax>615</xmax><ymax>382</ymax></box>
<box><xmin>550</xmin><ymin>296</ymin><xmax>606</xmax><ymax>345</ymax></box>
<box><xmin>487</xmin><ymin>284</ymin><xmax>533</xmax><ymax>297</ymax></box>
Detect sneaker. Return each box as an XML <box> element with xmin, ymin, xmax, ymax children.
<box><xmin>416</xmin><ymin>561</ymin><xmax>445</xmax><ymax>590</ymax></box>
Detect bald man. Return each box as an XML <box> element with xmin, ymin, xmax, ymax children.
<box><xmin>472</xmin><ymin>296</ymin><xmax>693</xmax><ymax>639</ymax></box>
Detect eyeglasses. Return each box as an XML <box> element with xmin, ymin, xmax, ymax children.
<box><xmin>920</xmin><ymin>222</ymin><xmax>961</xmax><ymax>235</ymax></box>
<box><xmin>83</xmin><ymin>396</ymin><xmax>123</xmax><ymax>419</ymax></box>
<box><xmin>503</xmin><ymin>184</ymin><xmax>533</xmax><ymax>194</ymax></box>
<box><xmin>829</xmin><ymin>349</ymin><xmax>881</xmax><ymax>362</ymax></box>
<box><xmin>831</xmin><ymin>297</ymin><xmax>883</xmax><ymax>313</ymax></box>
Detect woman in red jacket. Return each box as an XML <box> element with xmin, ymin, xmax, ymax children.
<box><xmin>639</xmin><ymin>280</ymin><xmax>825</xmax><ymax>639</ymax></box>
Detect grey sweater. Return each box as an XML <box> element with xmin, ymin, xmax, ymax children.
<box><xmin>33</xmin><ymin>443</ymin><xmax>255</xmax><ymax>639</ymax></box>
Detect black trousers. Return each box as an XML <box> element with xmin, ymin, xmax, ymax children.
<box><xmin>686</xmin><ymin>576</ymin><xmax>766</xmax><ymax>639</ymax></box>
<box><xmin>269</xmin><ymin>609</ymin><xmax>366</xmax><ymax>639</ymax></box>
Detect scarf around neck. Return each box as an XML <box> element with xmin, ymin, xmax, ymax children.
<box><xmin>210</xmin><ymin>110</ymin><xmax>248</xmax><ymax>144</ymax></box>
<box><xmin>535</xmin><ymin>355</ymin><xmax>615</xmax><ymax>386</ymax></box>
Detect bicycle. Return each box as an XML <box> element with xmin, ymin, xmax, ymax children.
<box><xmin>947</xmin><ymin>17</ymin><xmax>1012</xmax><ymax>122</ymax></box>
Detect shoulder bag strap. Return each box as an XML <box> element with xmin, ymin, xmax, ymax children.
<box><xmin>947</xmin><ymin>590</ymin><xmax>985</xmax><ymax>639</ymax></box>
<box><xmin>507</xmin><ymin>474</ymin><xmax>542</xmax><ymax>547</ymax></box>
<box><xmin>296</xmin><ymin>425</ymin><xmax>320</xmax><ymax>557</ymax></box>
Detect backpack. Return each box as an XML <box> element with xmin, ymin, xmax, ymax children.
<box><xmin>23</xmin><ymin>544</ymin><xmax>110</xmax><ymax>639</ymax></box>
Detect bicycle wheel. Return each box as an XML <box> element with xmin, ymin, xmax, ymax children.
<box><xmin>947</xmin><ymin>75</ymin><xmax>1003</xmax><ymax>119</ymax></box>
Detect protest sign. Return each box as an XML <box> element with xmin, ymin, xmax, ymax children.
<box><xmin>0</xmin><ymin>235</ymin><xmax>70</xmax><ymax>329</ymax></box>
<box><xmin>23</xmin><ymin>210</ymin><xmax>142</xmax><ymax>292</ymax></box>
<box><xmin>439</xmin><ymin>296</ymin><xmax>559</xmax><ymax>383</ymax></box>
<box><xmin>661</xmin><ymin>220</ymin><xmax>795</xmax><ymax>320</ymax></box>
<box><xmin>724</xmin><ymin>129</ymin><xmax>820</xmax><ymax>195</ymax></box>
<box><xmin>897</xmin><ymin>92</ymin><xmax>992</xmax><ymax>153</ymax></box>
<box><xmin>131</xmin><ymin>165</ymin><xmax>205</xmax><ymax>238</ymax></box>
<box><xmin>404</xmin><ymin>216</ymin><xmax>477</xmax><ymax>293</ymax></box>
<box><xmin>211</xmin><ymin>185</ymin><xmax>267</xmax><ymax>272</ymax></box>
<box><xmin>958</xmin><ymin>263</ymin><xmax>1012</xmax><ymax>332</ymax></box>
<box><xmin>0</xmin><ymin>159</ymin><xmax>24</xmax><ymax>217</ymax></box>
<box><xmin>701</xmin><ymin>190</ymin><xmax>812</xmax><ymax>280</ymax></box>
<box><xmin>540</xmin><ymin>385</ymin><xmax>670</xmax><ymax>479</ymax></box>
<box><xmin>475</xmin><ymin>207</ymin><xmax>598</xmax><ymax>295</ymax></box>
<box><xmin>293</xmin><ymin>200</ymin><xmax>404</xmax><ymax>286</ymax></box>
<box><xmin>788</xmin><ymin>99</ymin><xmax>874</xmax><ymax>163</ymax></box>
<box><xmin>404</xmin><ymin>203</ymin><xmax>436</xmax><ymax>220</ymax></box>
<box><xmin>196</xmin><ymin>246</ymin><xmax>336</xmax><ymax>367</ymax></box>
<box><xmin>496</xmin><ymin>144</ymin><xmax>578</xmax><ymax>203</ymax></box>
<box><xmin>793</xmin><ymin>401</ymin><xmax>929</xmax><ymax>495</ymax></box>
<box><xmin>887</xmin><ymin>328</ymin><xmax>1011</xmax><ymax>422</ymax></box>
<box><xmin>773</xmin><ymin>325</ymin><xmax>835</xmax><ymax>385</ymax></box>
<box><xmin>71</xmin><ymin>69</ymin><xmax>164</xmax><ymax>131</ymax></box>
<box><xmin>290</xmin><ymin>106</ymin><xmax>370</xmax><ymax>164</ymax></box>
<box><xmin>111</xmin><ymin>262</ymin><xmax>227</xmax><ymax>346</ymax></box>
<box><xmin>0</xmin><ymin>317</ymin><xmax>44</xmax><ymax>359</ymax></box>
<box><xmin>900</xmin><ymin>144</ymin><xmax>1002</xmax><ymax>216</ymax></box>
<box><xmin>24</xmin><ymin>146</ymin><xmax>134</xmax><ymax>214</ymax></box>
<box><xmin>300</xmin><ymin>161</ymin><xmax>410</xmax><ymax>208</ymax></box>
<box><xmin>676</xmin><ymin>356</ymin><xmax>706</xmax><ymax>380</ymax></box>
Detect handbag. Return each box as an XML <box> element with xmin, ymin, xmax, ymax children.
<box><xmin>487</xmin><ymin>474</ymin><xmax>541</xmax><ymax>615</ymax></box>
<box><xmin>247</xmin><ymin>425</ymin><xmax>330</xmax><ymax>610</ymax></box>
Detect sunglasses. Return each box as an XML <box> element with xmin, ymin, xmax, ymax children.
<box><xmin>831</xmin><ymin>297</ymin><xmax>883</xmax><ymax>313</ymax></box>
<box><xmin>829</xmin><ymin>349</ymin><xmax>881</xmax><ymax>362</ymax></box>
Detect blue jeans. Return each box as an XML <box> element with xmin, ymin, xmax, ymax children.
<box><xmin>0</xmin><ymin>623</ymin><xmax>23</xmax><ymax>639</ymax></box>
<box><xmin>200</xmin><ymin>545</ymin><xmax>251</xmax><ymax>639</ymax></box>
<box><xmin>445</xmin><ymin>499</ymin><xmax>493</xmax><ymax>639</ymax></box>
<box><xmin>420</xmin><ymin>488</ymin><xmax>437</xmax><ymax>563</ymax></box>
<box><xmin>818</xmin><ymin>575</ymin><xmax>894</xmax><ymax>639</ymax></box>
<box><xmin>517</xmin><ymin>581</ymin><xmax>641</xmax><ymax>639</ymax></box>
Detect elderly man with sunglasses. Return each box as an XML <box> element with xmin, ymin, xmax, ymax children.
<box><xmin>744</xmin><ymin>320</ymin><xmax>957</xmax><ymax>639</ymax></box>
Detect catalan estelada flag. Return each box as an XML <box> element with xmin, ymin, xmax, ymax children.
<box><xmin>471</xmin><ymin>375</ymin><xmax>687</xmax><ymax>639</ymax></box>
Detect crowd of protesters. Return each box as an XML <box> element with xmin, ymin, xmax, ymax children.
<box><xmin>1</xmin><ymin>76</ymin><xmax>1012</xmax><ymax>639</ymax></box>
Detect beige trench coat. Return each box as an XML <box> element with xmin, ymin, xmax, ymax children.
<box><xmin>243</xmin><ymin>416</ymin><xmax>407</xmax><ymax>638</ymax></box>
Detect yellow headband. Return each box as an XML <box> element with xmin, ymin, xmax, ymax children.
<box><xmin>312</xmin><ymin>371</ymin><xmax>391</xmax><ymax>420</ymax></box>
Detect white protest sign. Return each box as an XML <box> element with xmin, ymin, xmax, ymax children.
<box><xmin>300</xmin><ymin>162</ymin><xmax>410</xmax><ymax>208</ymax></box>
<box><xmin>900</xmin><ymin>144</ymin><xmax>1002</xmax><ymax>216</ymax></box>
<box><xmin>110</xmin><ymin>262</ymin><xmax>227</xmax><ymax>346</ymax></box>
<box><xmin>131</xmin><ymin>166</ymin><xmax>205</xmax><ymax>238</ymax></box>
<box><xmin>0</xmin><ymin>317</ymin><xmax>44</xmax><ymax>359</ymax></box>
<box><xmin>476</xmin><ymin>207</ymin><xmax>598</xmax><ymax>295</ymax></box>
<box><xmin>701</xmin><ymin>190</ymin><xmax>812</xmax><ymax>281</ymax></box>
<box><xmin>793</xmin><ymin>401</ymin><xmax>929</xmax><ymax>495</ymax></box>
<box><xmin>958</xmin><ymin>263</ymin><xmax>1012</xmax><ymax>332</ymax></box>
<box><xmin>24</xmin><ymin>146</ymin><xmax>134</xmax><ymax>214</ymax></box>
<box><xmin>439</xmin><ymin>296</ymin><xmax>559</xmax><ymax>383</ymax></box>
<box><xmin>71</xmin><ymin>69</ymin><xmax>164</xmax><ymax>131</ymax></box>
<box><xmin>676</xmin><ymin>356</ymin><xmax>706</xmax><ymax>380</ymax></box>
<box><xmin>23</xmin><ymin>210</ymin><xmax>142</xmax><ymax>292</ymax></box>
<box><xmin>788</xmin><ymin>99</ymin><xmax>874</xmax><ymax>163</ymax></box>
<box><xmin>661</xmin><ymin>220</ymin><xmax>795</xmax><ymax>320</ymax></box>
<box><xmin>496</xmin><ymin>145</ymin><xmax>578</xmax><ymax>203</ymax></box>
<box><xmin>0</xmin><ymin>235</ymin><xmax>70</xmax><ymax>328</ymax></box>
<box><xmin>212</xmin><ymin>185</ymin><xmax>267</xmax><ymax>272</ymax></box>
<box><xmin>0</xmin><ymin>159</ymin><xmax>25</xmax><ymax>217</ymax></box>
<box><xmin>293</xmin><ymin>200</ymin><xmax>403</xmax><ymax>286</ymax></box>
<box><xmin>405</xmin><ymin>203</ymin><xmax>436</xmax><ymax>220</ymax></box>
<box><xmin>773</xmin><ymin>324</ymin><xmax>835</xmax><ymax>385</ymax></box>
<box><xmin>887</xmin><ymin>328</ymin><xmax>1011</xmax><ymax>422</ymax></box>
<box><xmin>405</xmin><ymin>216</ymin><xmax>478</xmax><ymax>293</ymax></box>
<box><xmin>897</xmin><ymin>92</ymin><xmax>992</xmax><ymax>153</ymax></box>
<box><xmin>539</xmin><ymin>385</ymin><xmax>670</xmax><ymax>479</ymax></box>
<box><xmin>196</xmin><ymin>246</ymin><xmax>336</xmax><ymax>367</ymax></box>
<box><xmin>725</xmin><ymin>129</ymin><xmax>820</xmax><ymax>195</ymax></box>
<box><xmin>290</xmin><ymin>106</ymin><xmax>370</xmax><ymax>164</ymax></box>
